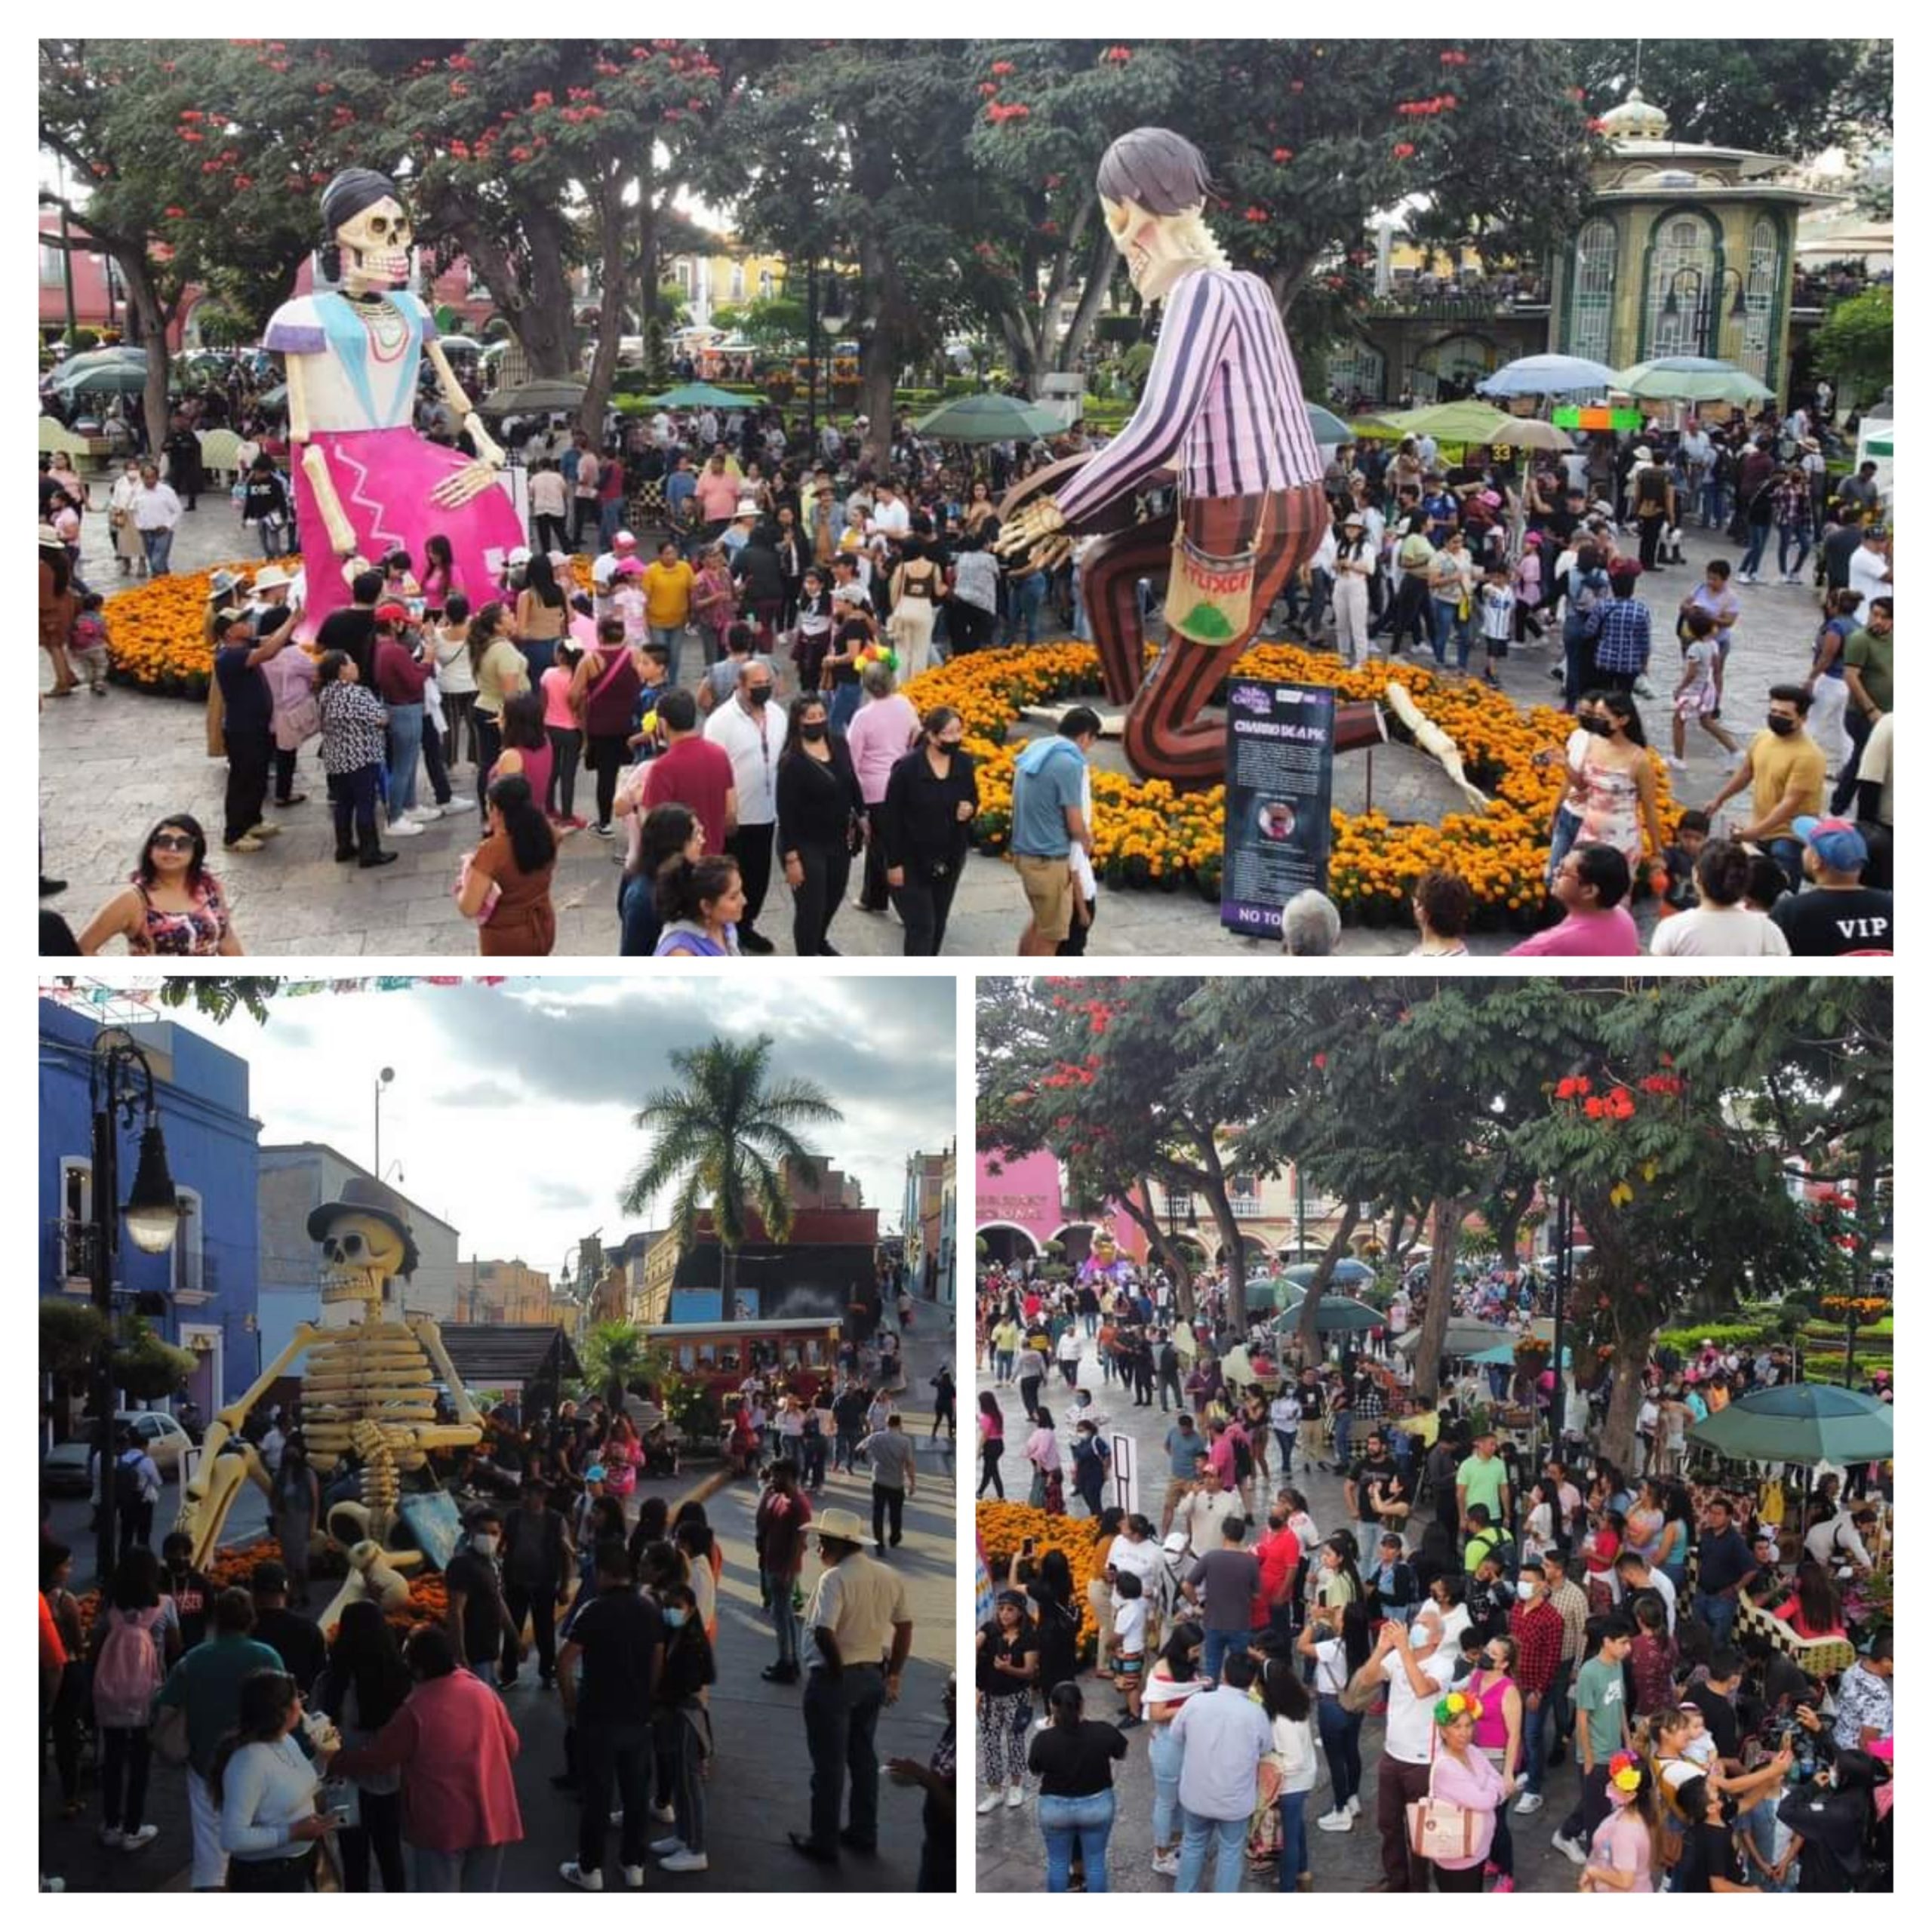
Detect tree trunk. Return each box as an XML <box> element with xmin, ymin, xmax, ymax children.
<box><xmin>721</xmin><ymin>1244</ymin><xmax>739</xmax><ymax>1321</ymax></box>
<box><xmin>448</xmin><ymin>202</ymin><xmax>577</xmax><ymax>380</ymax></box>
<box><xmin>1053</xmin><ymin>226</ymin><xmax>1119</xmax><ymax>375</ymax></box>
<box><xmin>118</xmin><ymin>250</ymin><xmax>177</xmax><ymax>455</ymax></box>
<box><xmin>637</xmin><ymin>158</ymin><xmax>659</xmax><ymax>340</ymax></box>
<box><xmin>579</xmin><ymin>168</ymin><xmax>629</xmax><ymax>440</ymax></box>
<box><xmin>1296</xmin><ymin>1198</ymin><xmax>1362</xmax><ymax>1367</ymax></box>
<box><xmin>1599</xmin><ymin>1326</ymin><xmax>1651</xmax><ymax>1471</ymax></box>
<box><xmin>1411</xmin><ymin>1195</ymin><xmax>1465</xmax><ymax>1404</ymax></box>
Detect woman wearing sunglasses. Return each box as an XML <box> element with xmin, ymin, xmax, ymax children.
<box><xmin>77</xmin><ymin>814</ymin><xmax>245</xmax><ymax>955</ymax></box>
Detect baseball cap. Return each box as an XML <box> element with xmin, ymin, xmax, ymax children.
<box><xmin>1792</xmin><ymin>816</ymin><xmax>1867</xmax><ymax>870</ymax></box>
<box><xmin>374</xmin><ymin>601</ymin><xmax>412</xmax><ymax>626</ymax></box>
<box><xmin>613</xmin><ymin>531</ymin><xmax>638</xmax><ymax>549</ymax></box>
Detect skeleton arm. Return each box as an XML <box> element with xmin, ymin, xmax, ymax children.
<box><xmin>408</xmin><ymin>1315</ymin><xmax>485</xmax><ymax>1437</ymax></box>
<box><xmin>1383</xmin><ymin>679</ymin><xmax>1491</xmax><ymax>812</ymax></box>
<box><xmin>422</xmin><ymin>338</ymin><xmax>506</xmax><ymax>472</ymax></box>
<box><xmin>285</xmin><ymin>356</ymin><xmax>361</xmax><ymax>561</ymax></box>
<box><xmin>177</xmin><ymin>1323</ymin><xmax>326</xmax><ymax>1568</ymax></box>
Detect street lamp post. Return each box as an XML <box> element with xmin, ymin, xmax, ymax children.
<box><xmin>374</xmin><ymin>1066</ymin><xmax>394</xmax><ymax>1181</ymax></box>
<box><xmin>1547</xmin><ymin>1186</ymin><xmax>1572</xmax><ymax>1470</ymax></box>
<box><xmin>88</xmin><ymin>1028</ymin><xmax>179</xmax><ymax>1583</ymax></box>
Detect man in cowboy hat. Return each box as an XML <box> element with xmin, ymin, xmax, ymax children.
<box><xmin>721</xmin><ymin>497</ymin><xmax>761</xmax><ymax>565</ymax></box>
<box><xmin>789</xmin><ymin>1504</ymin><xmax>915</xmax><ymax>1866</ymax></box>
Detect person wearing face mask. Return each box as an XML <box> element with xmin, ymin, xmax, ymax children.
<box><xmin>877</xmin><ymin>704</ymin><xmax>980</xmax><ymax>956</ymax></box>
<box><xmin>1703</xmin><ymin>684</ymin><xmax>1827</xmax><ymax>890</ymax></box>
<box><xmin>445</xmin><ymin>1509</ymin><xmax>520</xmax><ymax>1687</ymax></box>
<box><xmin>1346</xmin><ymin>1603</ymin><xmax>1458</xmax><ymax>1888</ymax></box>
<box><xmin>775</xmin><ymin>694</ymin><xmax>864</xmax><ymax>957</ymax></box>
<box><xmin>1507</xmin><ymin>1564</ymin><xmax>1563</xmax><ymax>1817</ymax></box>
<box><xmin>703</xmin><ymin>656</ymin><xmax>786</xmax><ymax>953</ymax></box>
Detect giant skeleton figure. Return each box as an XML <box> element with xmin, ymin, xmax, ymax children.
<box><xmin>266</xmin><ymin>168</ymin><xmax>522</xmax><ymax>641</ymax></box>
<box><xmin>996</xmin><ymin>128</ymin><xmax>1389</xmax><ymax>790</ymax></box>
<box><xmin>178</xmin><ymin>1178</ymin><xmax>481</xmax><ymax>1628</ymax></box>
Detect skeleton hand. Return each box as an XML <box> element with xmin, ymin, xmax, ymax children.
<box><xmin>995</xmin><ymin>495</ymin><xmax>1072</xmax><ymax>576</ymax></box>
<box><xmin>429</xmin><ymin>457</ymin><xmax>501</xmax><ymax>511</ymax></box>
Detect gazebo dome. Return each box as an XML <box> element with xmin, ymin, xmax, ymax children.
<box><xmin>1601</xmin><ymin>85</ymin><xmax>1670</xmax><ymax>143</ymax></box>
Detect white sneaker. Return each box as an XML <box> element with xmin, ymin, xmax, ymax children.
<box><xmin>1514</xmin><ymin>1791</ymin><xmax>1545</xmax><ymax>1814</ymax></box>
<box><xmin>441</xmin><ymin>794</ymin><xmax>474</xmax><ymax>811</ymax></box>
<box><xmin>1552</xmin><ymin>1829</ymin><xmax>1588</xmax><ymax>1866</ymax></box>
<box><xmin>651</xmin><ymin>1836</ymin><xmax>685</xmax><ymax>1857</ymax></box>
<box><xmin>97</xmin><ymin>1827</ymin><xmax>124</xmax><ymax>1850</ymax></box>
<box><xmin>650</xmin><ymin>1802</ymin><xmax>675</xmax><ymax>1825</ymax></box>
<box><xmin>1151</xmin><ymin>1851</ymin><xmax>1180</xmax><ymax>1877</ymax></box>
<box><xmin>1665</xmin><ymin>753</ymin><xmax>1687</xmax><ymax>770</ymax></box>
<box><xmin>386</xmin><ymin>815</ymin><xmax>425</xmax><ymax>837</ymax></box>
<box><xmin>411</xmin><ymin>802</ymin><xmax>444</xmax><ymax>820</ymax></box>
<box><xmin>977</xmin><ymin>1789</ymin><xmax>1004</xmax><ymax>1814</ymax></box>
<box><xmin>120</xmin><ymin>1825</ymin><xmax>159</xmax><ymax>1851</ymax></box>
<box><xmin>1005</xmin><ymin>1781</ymin><xmax>1026</xmax><ymax>1808</ymax></box>
<box><xmin>623</xmin><ymin>1866</ymin><xmax>645</xmax><ymax>1889</ymax></box>
<box><xmin>560</xmin><ymin>1861</ymin><xmax>602</xmax><ymax>1890</ymax></box>
<box><xmin>661</xmin><ymin>1850</ymin><xmax>709</xmax><ymax>1872</ymax></box>
<box><xmin>1315</xmin><ymin>1807</ymin><xmax>1353</xmax><ymax>1832</ymax></box>
<box><xmin>1346</xmin><ymin>1793</ymin><xmax>1361</xmax><ymax>1817</ymax></box>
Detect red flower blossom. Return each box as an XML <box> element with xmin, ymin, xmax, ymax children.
<box><xmin>180</xmin><ymin>130</ymin><xmax>203</xmax><ymax>142</ymax></box>
<box><xmin>1392</xmin><ymin>142</ymin><xmax>1415</xmax><ymax>159</ymax></box>
<box><xmin>1586</xmin><ymin>118</ymin><xmax>1607</xmax><ymax>134</ymax></box>
<box><xmin>1272</xmin><ymin>147</ymin><xmax>1293</xmax><ymax>162</ymax></box>
<box><xmin>1243</xmin><ymin>205</ymin><xmax>1269</xmax><ymax>223</ymax></box>
<box><xmin>178</xmin><ymin>109</ymin><xmax>204</xmax><ymax>122</ymax></box>
<box><xmin>977</xmin><ymin>82</ymin><xmax>998</xmax><ymax>96</ymax></box>
<box><xmin>1312</xmin><ymin>1052</ymin><xmax>1327</xmax><ymax>1069</ymax></box>
<box><xmin>1583</xmin><ymin>1097</ymin><xmax>1606</xmax><ymax>1119</ymax></box>
<box><xmin>990</xmin><ymin>60</ymin><xmax>1014</xmax><ymax>77</ymax></box>
<box><xmin>510</xmin><ymin>146</ymin><xmax>532</xmax><ymax>162</ymax></box>
<box><xmin>164</xmin><ymin>205</ymin><xmax>186</xmax><ymax>217</ymax></box>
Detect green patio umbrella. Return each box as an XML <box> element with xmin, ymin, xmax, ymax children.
<box><xmin>54</xmin><ymin>361</ymin><xmax>152</xmax><ymax>398</ymax></box>
<box><xmin>645</xmin><ymin>380</ymin><xmax>756</xmax><ymax>411</ymax></box>
<box><xmin>1687</xmin><ymin>1384</ymin><xmax>1892</xmax><ymax>1465</ymax></box>
<box><xmin>1305</xmin><ymin>405</ymin><xmax>1354</xmax><ymax>445</ymax></box>
<box><xmin>1469</xmin><ymin>1340</ymin><xmax>1571</xmax><ymax>1368</ymax></box>
<box><xmin>1272</xmin><ymin>1294</ymin><xmax>1384</xmax><ymax>1335</ymax></box>
<box><xmin>1613</xmin><ymin>358</ymin><xmax>1774</xmax><ymax>405</ymax></box>
<box><xmin>1375</xmin><ymin>399</ymin><xmax>1573</xmax><ymax>450</ymax></box>
<box><xmin>913</xmin><ymin>392</ymin><xmax>1066</xmax><ymax>441</ymax></box>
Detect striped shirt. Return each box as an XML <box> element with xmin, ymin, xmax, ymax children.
<box><xmin>1592</xmin><ymin>598</ymin><xmax>1652</xmax><ymax>675</ymax></box>
<box><xmin>1055</xmin><ymin>267</ymin><xmax>1323</xmax><ymax>524</ymax></box>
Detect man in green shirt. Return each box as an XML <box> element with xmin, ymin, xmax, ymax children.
<box><xmin>1552</xmin><ymin>1614</ymin><xmax>1634</xmax><ymax>1864</ymax></box>
<box><xmin>1455</xmin><ymin>1430</ymin><xmax>1511</xmax><ymax>1531</ymax></box>
<box><xmin>1833</xmin><ymin>597</ymin><xmax>1892</xmax><ymax>815</ymax></box>
<box><xmin>152</xmin><ymin>1586</ymin><xmax>288</xmax><ymax>1889</ymax></box>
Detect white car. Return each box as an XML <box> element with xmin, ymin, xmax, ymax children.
<box><xmin>40</xmin><ymin>1411</ymin><xmax>193</xmax><ymax>1494</ymax></box>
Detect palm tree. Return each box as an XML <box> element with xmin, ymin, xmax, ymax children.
<box><xmin>583</xmin><ymin>1321</ymin><xmax>648</xmax><ymax>1411</ymax></box>
<box><xmin>620</xmin><ymin>1035</ymin><xmax>843</xmax><ymax>1318</ymax></box>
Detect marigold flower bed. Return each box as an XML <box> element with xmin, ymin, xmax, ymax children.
<box><xmin>103</xmin><ymin>555</ymin><xmax>595</xmax><ymax>698</ymax></box>
<box><xmin>902</xmin><ymin>641</ymin><xmax>1681</xmax><ymax>925</ymax></box>
<box><xmin>976</xmin><ymin>1499</ymin><xmax>1103</xmax><ymax>1658</ymax></box>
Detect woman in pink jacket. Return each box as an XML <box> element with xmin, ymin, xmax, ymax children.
<box><xmin>1423</xmin><ymin>1690</ymin><xmax>1511</xmax><ymax>1891</ymax></box>
<box><xmin>328</xmin><ymin>1627</ymin><xmax>523</xmax><ymax>1891</ymax></box>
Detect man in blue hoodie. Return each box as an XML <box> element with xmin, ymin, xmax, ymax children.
<box><xmin>1010</xmin><ymin>706</ymin><xmax>1100</xmax><ymax>955</ymax></box>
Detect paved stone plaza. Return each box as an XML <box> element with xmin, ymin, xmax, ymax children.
<box><xmin>41</xmin><ymin>493</ymin><xmax>1832</xmax><ymax>957</ymax></box>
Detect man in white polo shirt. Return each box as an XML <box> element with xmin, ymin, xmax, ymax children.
<box><xmin>1349</xmin><ymin>1601</ymin><xmax>1458</xmax><ymax>1890</ymax></box>
<box><xmin>703</xmin><ymin>657</ymin><xmax>786</xmax><ymax>954</ymax></box>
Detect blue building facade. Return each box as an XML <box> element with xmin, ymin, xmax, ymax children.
<box><xmin>39</xmin><ymin>1000</ymin><xmax>261</xmax><ymax>1426</ymax></box>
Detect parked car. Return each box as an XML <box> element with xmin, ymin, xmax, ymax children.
<box><xmin>39</xmin><ymin>1410</ymin><xmax>193</xmax><ymax>1494</ymax></box>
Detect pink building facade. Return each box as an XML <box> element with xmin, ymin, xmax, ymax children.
<box><xmin>975</xmin><ymin>1147</ymin><xmax>1153</xmax><ymax>1269</ymax></box>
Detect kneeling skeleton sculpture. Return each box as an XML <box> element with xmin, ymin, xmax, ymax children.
<box><xmin>178</xmin><ymin>1177</ymin><xmax>481</xmax><ymax>1626</ymax></box>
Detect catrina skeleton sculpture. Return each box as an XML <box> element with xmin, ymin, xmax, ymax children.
<box><xmin>997</xmin><ymin>128</ymin><xmax>1383</xmax><ymax>787</ymax></box>
<box><xmin>177</xmin><ymin>1177</ymin><xmax>481</xmax><ymax>1627</ymax></box>
<box><xmin>265</xmin><ymin>168</ymin><xmax>523</xmax><ymax>641</ymax></box>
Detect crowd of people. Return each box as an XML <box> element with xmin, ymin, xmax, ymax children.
<box><xmin>40</xmin><ymin>1313</ymin><xmax>950</xmax><ymax>1894</ymax></box>
<box><xmin>974</xmin><ymin>1255</ymin><xmax>1894</xmax><ymax>1894</ymax></box>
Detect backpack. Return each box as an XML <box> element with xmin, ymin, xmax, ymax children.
<box><xmin>93</xmin><ymin>1604</ymin><xmax>168</xmax><ymax>1728</ymax></box>
<box><xmin>115</xmin><ymin>1450</ymin><xmax>146</xmax><ymax>1514</ymax></box>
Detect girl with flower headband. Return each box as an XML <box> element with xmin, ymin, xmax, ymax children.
<box><xmin>1579</xmin><ymin>1749</ymin><xmax>1661</xmax><ymax>1891</ymax></box>
<box><xmin>1422</xmin><ymin>1687</ymin><xmax>1515</xmax><ymax>1890</ymax></box>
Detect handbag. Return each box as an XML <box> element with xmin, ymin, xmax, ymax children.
<box><xmin>1406</xmin><ymin>1749</ymin><xmax>1484</xmax><ymax>1863</ymax></box>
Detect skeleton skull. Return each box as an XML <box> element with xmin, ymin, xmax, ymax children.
<box><xmin>318</xmin><ymin>1209</ymin><xmax>407</xmax><ymax>1306</ymax></box>
<box><xmin>335</xmin><ymin>195</ymin><xmax>414</xmax><ymax>290</ymax></box>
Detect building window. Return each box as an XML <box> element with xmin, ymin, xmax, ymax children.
<box><xmin>1738</xmin><ymin>216</ymin><xmax>1780</xmax><ymax>381</ymax></box>
<box><xmin>1567</xmin><ymin>217</ymin><xmax>1617</xmax><ymax>364</ymax></box>
<box><xmin>1646</xmin><ymin>213</ymin><xmax>1715</xmax><ymax>358</ymax></box>
<box><xmin>758</xmin><ymin>268</ymin><xmax>774</xmax><ymax>299</ymax></box>
<box><xmin>59</xmin><ymin>1158</ymin><xmax>93</xmax><ymax>1278</ymax></box>
<box><xmin>675</xmin><ymin>260</ymin><xmax>692</xmax><ymax>294</ymax></box>
<box><xmin>173</xmin><ymin>1187</ymin><xmax>203</xmax><ymax>1295</ymax></box>
<box><xmin>729</xmin><ymin>264</ymin><xmax>745</xmax><ymax>303</ymax></box>
<box><xmin>41</xmin><ymin>242</ymin><xmax>66</xmax><ymax>288</ymax></box>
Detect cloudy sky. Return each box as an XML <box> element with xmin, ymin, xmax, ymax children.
<box><xmin>160</xmin><ymin>977</ymin><xmax>958</xmax><ymax>1275</ymax></box>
